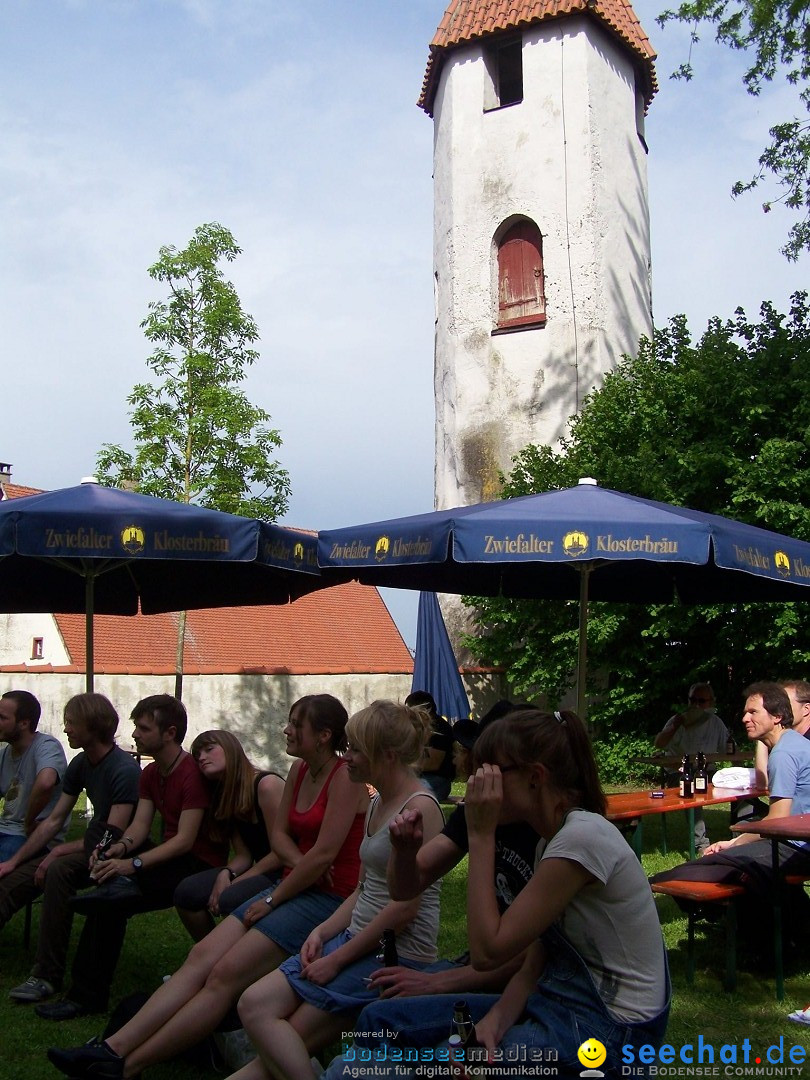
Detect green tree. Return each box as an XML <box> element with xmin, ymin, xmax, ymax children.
<box><xmin>464</xmin><ymin>292</ymin><xmax>810</xmax><ymax>736</ymax></box>
<box><xmin>97</xmin><ymin>222</ymin><xmax>291</xmax><ymax>697</ymax></box>
<box><xmin>657</xmin><ymin>0</ymin><xmax>810</xmax><ymax>259</ymax></box>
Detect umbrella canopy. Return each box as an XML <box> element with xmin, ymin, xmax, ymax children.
<box><xmin>412</xmin><ymin>591</ymin><xmax>471</xmax><ymax>724</ymax></box>
<box><xmin>319</xmin><ymin>479</ymin><xmax>810</xmax><ymax>717</ymax></box>
<box><xmin>0</xmin><ymin>480</ymin><xmax>324</xmax><ymax>689</ymax></box>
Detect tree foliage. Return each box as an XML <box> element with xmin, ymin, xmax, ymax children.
<box><xmin>657</xmin><ymin>0</ymin><xmax>810</xmax><ymax>259</ymax></box>
<box><xmin>464</xmin><ymin>292</ymin><xmax>810</xmax><ymax>735</ymax></box>
<box><xmin>97</xmin><ymin>222</ymin><xmax>290</xmax><ymax>520</ymax></box>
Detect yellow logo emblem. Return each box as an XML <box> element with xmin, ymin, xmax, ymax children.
<box><xmin>577</xmin><ymin>1037</ymin><xmax>606</xmax><ymax>1072</ymax></box>
<box><xmin>775</xmin><ymin>550</ymin><xmax>791</xmax><ymax>577</ymax></box>
<box><xmin>293</xmin><ymin>542</ymin><xmax>304</xmax><ymax>563</ymax></box>
<box><xmin>375</xmin><ymin>536</ymin><xmax>390</xmax><ymax>561</ymax></box>
<box><xmin>563</xmin><ymin>530</ymin><xmax>589</xmax><ymax>558</ymax></box>
<box><xmin>120</xmin><ymin>525</ymin><xmax>145</xmax><ymax>555</ymax></box>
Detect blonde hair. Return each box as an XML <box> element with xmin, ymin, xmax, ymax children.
<box><xmin>191</xmin><ymin>729</ymin><xmax>258</xmax><ymax>823</ymax></box>
<box><xmin>345</xmin><ymin>700</ymin><xmax>432</xmax><ymax>769</ymax></box>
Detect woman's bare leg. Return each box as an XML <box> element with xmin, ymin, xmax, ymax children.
<box><xmin>106</xmin><ymin>913</ymin><xmax>249</xmax><ymax>1059</ymax></box>
<box><xmin>123</xmin><ymin>930</ymin><xmax>289</xmax><ymax>1077</ymax></box>
<box><xmin>176</xmin><ymin>904</ymin><xmax>216</xmax><ymax>941</ymax></box>
<box><xmin>239</xmin><ymin>973</ymin><xmax>345</xmax><ymax>1080</ymax></box>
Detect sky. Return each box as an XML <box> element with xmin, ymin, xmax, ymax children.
<box><xmin>1</xmin><ymin>0</ymin><xmax>807</xmax><ymax>647</ymax></box>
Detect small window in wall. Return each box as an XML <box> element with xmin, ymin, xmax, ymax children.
<box><xmin>484</xmin><ymin>35</ymin><xmax>523</xmax><ymax>110</ymax></box>
<box><xmin>496</xmin><ymin>220</ymin><xmax>546</xmax><ymax>331</ymax></box>
<box><xmin>31</xmin><ymin>637</ymin><xmax>44</xmax><ymax>659</ymax></box>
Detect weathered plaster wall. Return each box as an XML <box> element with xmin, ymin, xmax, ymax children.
<box><xmin>432</xmin><ymin>17</ymin><xmax>652</xmax><ymax>510</ymax></box>
<box><xmin>2</xmin><ymin>670</ymin><xmax>503</xmax><ymax>772</ymax></box>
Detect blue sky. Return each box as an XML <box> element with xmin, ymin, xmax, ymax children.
<box><xmin>1</xmin><ymin>0</ymin><xmax>806</xmax><ymax>645</ymax></box>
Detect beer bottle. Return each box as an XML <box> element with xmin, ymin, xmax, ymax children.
<box><xmin>694</xmin><ymin>752</ymin><xmax>708</xmax><ymax>794</ymax></box>
<box><xmin>378</xmin><ymin>929</ymin><xmax>398</xmax><ymax>967</ymax></box>
<box><xmin>679</xmin><ymin>754</ymin><xmax>693</xmax><ymax>798</ymax></box>
<box><xmin>451</xmin><ymin>999</ymin><xmax>477</xmax><ymax>1046</ymax></box>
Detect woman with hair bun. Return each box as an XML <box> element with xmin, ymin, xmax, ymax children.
<box><xmin>228</xmin><ymin>699</ymin><xmax>447</xmax><ymax>1080</ymax></box>
<box><xmin>174</xmin><ymin>729</ymin><xmax>286</xmax><ymax>940</ymax></box>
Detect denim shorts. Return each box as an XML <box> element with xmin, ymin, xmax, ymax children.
<box><xmin>281</xmin><ymin>929</ymin><xmax>431</xmax><ymax>1015</ymax></box>
<box><xmin>229</xmin><ymin>883</ymin><xmax>344</xmax><ymax>956</ymax></box>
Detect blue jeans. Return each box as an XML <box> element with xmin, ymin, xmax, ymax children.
<box><xmin>0</xmin><ymin>834</ymin><xmax>27</xmax><ymax>861</ymax></box>
<box><xmin>321</xmin><ymin>928</ymin><xmax>670</xmax><ymax>1079</ymax></box>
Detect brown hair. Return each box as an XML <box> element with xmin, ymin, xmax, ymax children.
<box><xmin>64</xmin><ymin>693</ymin><xmax>120</xmax><ymax>744</ymax></box>
<box><xmin>743</xmin><ymin>681</ymin><xmax>793</xmax><ymax>727</ymax></box>
<box><xmin>346</xmin><ymin>700</ymin><xmax>433</xmax><ymax>769</ymax></box>
<box><xmin>2</xmin><ymin>690</ymin><xmax>41</xmax><ymax>731</ymax></box>
<box><xmin>289</xmin><ymin>694</ymin><xmax>349</xmax><ymax>752</ymax></box>
<box><xmin>191</xmin><ymin>729</ymin><xmax>258</xmax><ymax>824</ymax></box>
<box><xmin>474</xmin><ymin>708</ymin><xmax>607</xmax><ymax>815</ymax></box>
<box><xmin>131</xmin><ymin>694</ymin><xmax>188</xmax><ymax>742</ymax></box>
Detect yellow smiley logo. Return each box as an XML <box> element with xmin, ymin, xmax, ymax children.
<box><xmin>577</xmin><ymin>1039</ymin><xmax>607</xmax><ymax>1069</ymax></box>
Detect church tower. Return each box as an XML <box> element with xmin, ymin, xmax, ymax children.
<box><xmin>420</xmin><ymin>0</ymin><xmax>657</xmax><ymax>510</ymax></box>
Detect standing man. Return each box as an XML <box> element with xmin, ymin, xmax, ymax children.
<box><xmin>0</xmin><ymin>690</ymin><xmax>66</xmax><ymax>861</ymax></box>
<box><xmin>654</xmin><ymin>681</ymin><xmax>729</xmax><ymax>852</ymax></box>
<box><xmin>36</xmin><ymin>694</ymin><xmax>227</xmax><ymax>1020</ymax></box>
<box><xmin>3</xmin><ymin>693</ymin><xmax>140</xmax><ymax>1004</ymax></box>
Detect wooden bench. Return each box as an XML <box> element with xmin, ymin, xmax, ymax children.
<box><xmin>651</xmin><ymin>880</ymin><xmax>745</xmax><ymax>990</ymax></box>
<box><xmin>652</xmin><ymin>874</ymin><xmax>810</xmax><ymax>993</ymax></box>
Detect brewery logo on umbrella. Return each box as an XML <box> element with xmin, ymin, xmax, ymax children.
<box><xmin>563</xmin><ymin>530</ymin><xmax>589</xmax><ymax>558</ymax></box>
<box><xmin>375</xmin><ymin>535</ymin><xmax>390</xmax><ymax>561</ymax></box>
<box><xmin>121</xmin><ymin>525</ymin><xmax>145</xmax><ymax>555</ymax></box>
<box><xmin>775</xmin><ymin>549</ymin><xmax>791</xmax><ymax>577</ymax></box>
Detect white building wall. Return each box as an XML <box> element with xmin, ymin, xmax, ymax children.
<box><xmin>1</xmin><ymin>670</ymin><xmax>503</xmax><ymax>773</ymax></box>
<box><xmin>0</xmin><ymin>612</ymin><xmax>70</xmax><ymax>666</ymax></box>
<box><xmin>432</xmin><ymin>17</ymin><xmax>652</xmax><ymax>509</ymax></box>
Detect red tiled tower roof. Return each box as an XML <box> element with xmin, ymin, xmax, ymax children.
<box><xmin>418</xmin><ymin>0</ymin><xmax>657</xmax><ymax>115</ymax></box>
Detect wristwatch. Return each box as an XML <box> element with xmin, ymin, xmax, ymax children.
<box><xmin>263</xmin><ymin>893</ymin><xmax>274</xmax><ymax>907</ymax></box>
<box><xmin>226</xmin><ymin>868</ymin><xmax>238</xmax><ymax>881</ymax></box>
<box><xmin>132</xmin><ymin>857</ymin><xmax>144</xmax><ymax>873</ymax></box>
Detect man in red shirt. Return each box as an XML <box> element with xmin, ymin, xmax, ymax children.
<box><xmin>36</xmin><ymin>695</ymin><xmax>227</xmax><ymax>1020</ymax></box>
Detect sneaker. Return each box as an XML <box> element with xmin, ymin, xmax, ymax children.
<box><xmin>9</xmin><ymin>976</ymin><xmax>56</xmax><ymax>1003</ymax></box>
<box><xmin>47</xmin><ymin>1039</ymin><xmax>124</xmax><ymax>1079</ymax></box>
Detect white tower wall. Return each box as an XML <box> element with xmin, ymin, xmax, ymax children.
<box><xmin>433</xmin><ymin>16</ymin><xmax>652</xmax><ymax>509</ymax></box>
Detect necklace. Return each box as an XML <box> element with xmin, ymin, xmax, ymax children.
<box><xmin>308</xmin><ymin>755</ymin><xmax>333</xmax><ymax>782</ymax></box>
<box><xmin>160</xmin><ymin>747</ymin><xmax>184</xmax><ymax>778</ymax></box>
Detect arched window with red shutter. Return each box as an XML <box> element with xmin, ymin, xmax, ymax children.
<box><xmin>496</xmin><ymin>219</ymin><xmax>545</xmax><ymax>331</ymax></box>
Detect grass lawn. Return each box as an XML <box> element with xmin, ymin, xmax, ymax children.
<box><xmin>1</xmin><ymin>799</ymin><xmax>810</xmax><ymax>1079</ymax></box>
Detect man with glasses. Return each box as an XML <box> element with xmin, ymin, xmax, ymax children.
<box><xmin>654</xmin><ymin>682</ymin><xmax>729</xmax><ymax>852</ymax></box>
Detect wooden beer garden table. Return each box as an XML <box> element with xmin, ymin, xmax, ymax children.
<box><xmin>731</xmin><ymin>813</ymin><xmax>810</xmax><ymax>1001</ymax></box>
<box><xmin>607</xmin><ymin>782</ymin><xmax>768</xmax><ymax>860</ymax></box>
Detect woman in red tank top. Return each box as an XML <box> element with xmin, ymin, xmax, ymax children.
<box><xmin>49</xmin><ymin>695</ymin><xmax>369</xmax><ymax>1080</ymax></box>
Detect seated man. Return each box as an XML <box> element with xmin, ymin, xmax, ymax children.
<box><xmin>651</xmin><ymin>681</ymin><xmax>810</xmax><ymax>916</ymax></box>
<box><xmin>3</xmin><ymin>693</ymin><xmax>140</xmax><ymax>1004</ymax></box>
<box><xmin>35</xmin><ymin>694</ymin><xmax>228</xmax><ymax>1020</ymax></box>
<box><xmin>321</xmin><ymin>701</ymin><xmax>539</xmax><ymax>1078</ymax></box>
<box><xmin>0</xmin><ymin>690</ymin><xmax>66</xmax><ymax>862</ymax></box>
<box><xmin>405</xmin><ymin>691</ymin><xmax>455</xmax><ymax>802</ymax></box>
<box><xmin>654</xmin><ymin>680</ymin><xmax>729</xmax><ymax>851</ymax></box>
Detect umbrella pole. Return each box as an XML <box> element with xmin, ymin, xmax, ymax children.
<box><xmin>576</xmin><ymin>565</ymin><xmax>592</xmax><ymax>722</ymax></box>
<box><xmin>85</xmin><ymin>574</ymin><xmax>94</xmax><ymax>694</ymax></box>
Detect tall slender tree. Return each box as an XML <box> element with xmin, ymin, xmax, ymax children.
<box><xmin>97</xmin><ymin>222</ymin><xmax>290</xmax><ymax>698</ymax></box>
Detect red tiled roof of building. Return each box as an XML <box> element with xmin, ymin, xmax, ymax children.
<box><xmin>418</xmin><ymin>0</ymin><xmax>657</xmax><ymax>115</ymax></box>
<box><xmin>48</xmin><ymin>581</ymin><xmax>413</xmax><ymax>675</ymax></box>
<box><xmin>2</xmin><ymin>482</ymin><xmax>43</xmax><ymax>499</ymax></box>
<box><xmin>0</xmin><ymin>478</ymin><xmax>413</xmax><ymax>676</ymax></box>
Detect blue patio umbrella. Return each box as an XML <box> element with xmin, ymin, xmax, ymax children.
<box><xmin>412</xmin><ymin>591</ymin><xmax>471</xmax><ymax>724</ymax></box>
<box><xmin>319</xmin><ymin>478</ymin><xmax>810</xmax><ymax>718</ymax></box>
<box><xmin>0</xmin><ymin>479</ymin><xmax>324</xmax><ymax>690</ymax></box>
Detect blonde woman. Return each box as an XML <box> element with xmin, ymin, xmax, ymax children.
<box><xmin>228</xmin><ymin>699</ymin><xmax>446</xmax><ymax>1080</ymax></box>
